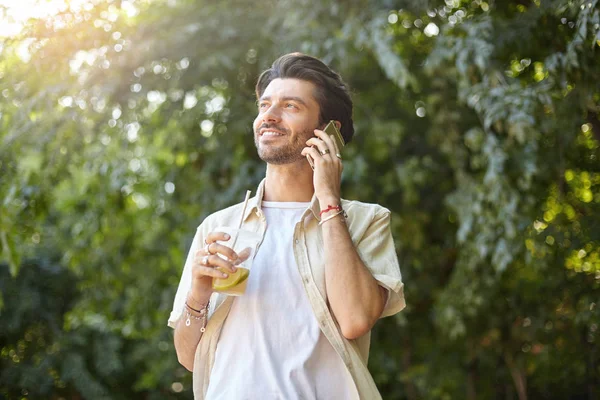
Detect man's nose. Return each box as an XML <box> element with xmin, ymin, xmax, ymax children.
<box><xmin>261</xmin><ymin>105</ymin><xmax>282</xmax><ymax>124</ymax></box>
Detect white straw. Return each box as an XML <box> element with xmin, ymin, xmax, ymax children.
<box><xmin>230</xmin><ymin>190</ymin><xmax>251</xmax><ymax>250</ymax></box>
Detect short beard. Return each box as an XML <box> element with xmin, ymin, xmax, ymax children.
<box><xmin>254</xmin><ymin>124</ymin><xmax>318</xmax><ymax>165</ymax></box>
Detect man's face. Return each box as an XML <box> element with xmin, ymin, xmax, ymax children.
<box><xmin>253</xmin><ymin>78</ymin><xmax>321</xmax><ymax>165</ymax></box>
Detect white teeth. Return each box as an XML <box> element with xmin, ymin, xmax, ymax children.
<box><xmin>262</xmin><ymin>131</ymin><xmax>283</xmax><ymax>136</ymax></box>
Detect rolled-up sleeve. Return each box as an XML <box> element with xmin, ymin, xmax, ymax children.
<box><xmin>356</xmin><ymin>209</ymin><xmax>405</xmax><ymax>318</ymax></box>
<box><xmin>168</xmin><ymin>225</ymin><xmax>204</xmax><ymax>328</ymax></box>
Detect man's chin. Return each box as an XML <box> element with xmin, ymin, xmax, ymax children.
<box><xmin>258</xmin><ymin>150</ymin><xmax>303</xmax><ymax>165</ymax></box>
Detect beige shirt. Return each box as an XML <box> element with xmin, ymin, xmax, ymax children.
<box><xmin>168</xmin><ymin>179</ymin><xmax>406</xmax><ymax>399</ymax></box>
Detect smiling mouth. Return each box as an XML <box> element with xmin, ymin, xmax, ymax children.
<box><xmin>260</xmin><ymin>130</ymin><xmax>285</xmax><ymax>137</ymax></box>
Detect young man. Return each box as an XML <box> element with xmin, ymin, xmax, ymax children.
<box><xmin>168</xmin><ymin>53</ymin><xmax>405</xmax><ymax>399</ymax></box>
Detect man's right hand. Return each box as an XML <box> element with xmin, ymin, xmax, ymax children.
<box><xmin>190</xmin><ymin>231</ymin><xmax>241</xmax><ymax>296</ymax></box>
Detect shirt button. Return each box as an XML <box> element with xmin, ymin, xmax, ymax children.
<box><xmin>295</xmin><ymin>239</ymin><xmax>299</xmax><ymax>244</ymax></box>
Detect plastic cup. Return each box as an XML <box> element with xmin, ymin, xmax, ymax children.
<box><xmin>211</xmin><ymin>226</ymin><xmax>261</xmax><ymax>296</ymax></box>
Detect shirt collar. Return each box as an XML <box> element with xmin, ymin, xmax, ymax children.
<box><xmin>243</xmin><ymin>178</ymin><xmax>322</xmax><ymax>222</ymax></box>
<box><xmin>243</xmin><ymin>179</ymin><xmax>265</xmax><ymax>222</ymax></box>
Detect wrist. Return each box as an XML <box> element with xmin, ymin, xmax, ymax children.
<box><xmin>318</xmin><ymin>196</ymin><xmax>341</xmax><ymax>210</ymax></box>
<box><xmin>319</xmin><ymin>209</ymin><xmax>345</xmax><ymax>226</ymax></box>
<box><xmin>187</xmin><ymin>287</ymin><xmax>212</xmax><ymax>309</ymax></box>
<box><xmin>183</xmin><ymin>296</ymin><xmax>210</xmax><ymax>330</ymax></box>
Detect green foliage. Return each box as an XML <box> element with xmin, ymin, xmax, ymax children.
<box><xmin>1</xmin><ymin>0</ymin><xmax>599</xmax><ymax>398</ymax></box>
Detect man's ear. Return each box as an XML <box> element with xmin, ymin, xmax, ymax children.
<box><xmin>319</xmin><ymin>120</ymin><xmax>342</xmax><ymax>131</ymax></box>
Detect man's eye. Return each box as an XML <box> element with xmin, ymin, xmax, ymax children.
<box><xmin>285</xmin><ymin>103</ymin><xmax>297</xmax><ymax>109</ymax></box>
<box><xmin>258</xmin><ymin>103</ymin><xmax>268</xmax><ymax>109</ymax></box>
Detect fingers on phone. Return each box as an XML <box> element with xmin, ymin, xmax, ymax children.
<box><xmin>307</xmin><ymin>132</ymin><xmax>339</xmax><ymax>159</ymax></box>
<box><xmin>317</xmin><ymin>130</ymin><xmax>339</xmax><ymax>155</ymax></box>
<box><xmin>305</xmin><ymin>137</ymin><xmax>320</xmax><ymax>147</ymax></box>
<box><xmin>300</xmin><ymin>147</ymin><xmax>323</xmax><ymax>170</ymax></box>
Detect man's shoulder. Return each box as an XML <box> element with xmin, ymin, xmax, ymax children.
<box><xmin>196</xmin><ymin>202</ymin><xmax>248</xmax><ymax>230</ymax></box>
<box><xmin>341</xmin><ymin>199</ymin><xmax>390</xmax><ymax>217</ymax></box>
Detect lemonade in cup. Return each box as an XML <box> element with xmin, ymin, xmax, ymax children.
<box><xmin>211</xmin><ymin>226</ymin><xmax>260</xmax><ymax>296</ymax></box>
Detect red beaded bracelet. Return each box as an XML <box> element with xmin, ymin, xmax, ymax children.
<box><xmin>320</xmin><ymin>204</ymin><xmax>343</xmax><ymax>217</ymax></box>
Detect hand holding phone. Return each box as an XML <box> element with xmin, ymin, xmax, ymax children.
<box><xmin>306</xmin><ymin>120</ymin><xmax>345</xmax><ymax>169</ymax></box>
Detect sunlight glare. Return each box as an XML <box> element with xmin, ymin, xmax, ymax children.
<box><xmin>0</xmin><ymin>0</ymin><xmax>132</xmax><ymax>38</ymax></box>
<box><xmin>0</xmin><ymin>0</ymin><xmax>88</xmax><ymax>37</ymax></box>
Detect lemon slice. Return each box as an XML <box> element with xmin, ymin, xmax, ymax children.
<box><xmin>212</xmin><ymin>267</ymin><xmax>250</xmax><ymax>291</ymax></box>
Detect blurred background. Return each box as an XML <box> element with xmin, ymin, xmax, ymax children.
<box><xmin>1</xmin><ymin>0</ymin><xmax>599</xmax><ymax>399</ymax></box>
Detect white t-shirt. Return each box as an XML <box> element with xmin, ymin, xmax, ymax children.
<box><xmin>205</xmin><ymin>201</ymin><xmax>358</xmax><ymax>400</ymax></box>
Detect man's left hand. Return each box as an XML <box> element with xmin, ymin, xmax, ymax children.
<box><xmin>301</xmin><ymin>128</ymin><xmax>343</xmax><ymax>203</ymax></box>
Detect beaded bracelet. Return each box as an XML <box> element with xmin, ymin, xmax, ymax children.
<box><xmin>184</xmin><ymin>301</ymin><xmax>210</xmax><ymax>332</ymax></box>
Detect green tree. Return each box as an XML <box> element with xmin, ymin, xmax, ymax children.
<box><xmin>1</xmin><ymin>0</ymin><xmax>599</xmax><ymax>398</ymax></box>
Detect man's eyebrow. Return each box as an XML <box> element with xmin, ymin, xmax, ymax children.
<box><xmin>258</xmin><ymin>96</ymin><xmax>308</xmax><ymax>106</ymax></box>
<box><xmin>281</xmin><ymin>96</ymin><xmax>308</xmax><ymax>106</ymax></box>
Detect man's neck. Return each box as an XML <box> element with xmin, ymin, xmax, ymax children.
<box><xmin>263</xmin><ymin>160</ymin><xmax>314</xmax><ymax>202</ymax></box>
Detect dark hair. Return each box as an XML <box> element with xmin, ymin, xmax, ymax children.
<box><xmin>255</xmin><ymin>53</ymin><xmax>354</xmax><ymax>144</ymax></box>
